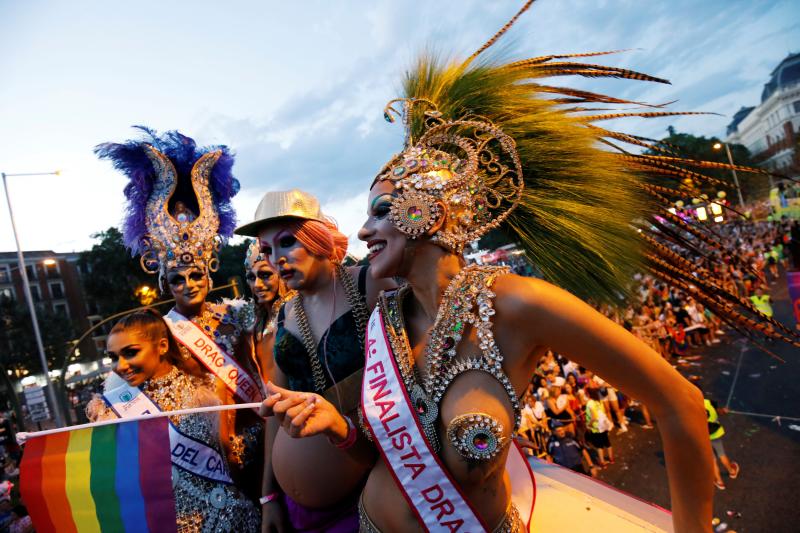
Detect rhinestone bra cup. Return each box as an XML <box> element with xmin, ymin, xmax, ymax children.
<box><xmin>380</xmin><ymin>265</ymin><xmax>520</xmax><ymax>458</ymax></box>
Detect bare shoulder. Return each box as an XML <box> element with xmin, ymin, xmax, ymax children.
<box><xmin>491</xmin><ymin>273</ymin><xmax>553</xmax><ymax>317</ymax></box>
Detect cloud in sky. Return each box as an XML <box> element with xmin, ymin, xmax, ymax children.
<box><xmin>1</xmin><ymin>0</ymin><xmax>797</xmax><ymax>256</ymax></box>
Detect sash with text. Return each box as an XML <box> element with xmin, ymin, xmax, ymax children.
<box><xmin>362</xmin><ymin>305</ymin><xmax>535</xmax><ymax>532</ymax></box>
<box><xmin>103</xmin><ymin>372</ymin><xmax>233</xmax><ymax>484</ymax></box>
<box><xmin>164</xmin><ymin>309</ymin><xmax>263</xmax><ymax>404</ymax></box>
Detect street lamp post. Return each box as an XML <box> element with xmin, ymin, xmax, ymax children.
<box><xmin>2</xmin><ymin>170</ymin><xmax>65</xmax><ymax>427</ymax></box>
<box><xmin>712</xmin><ymin>142</ymin><xmax>745</xmax><ymax>211</ymax></box>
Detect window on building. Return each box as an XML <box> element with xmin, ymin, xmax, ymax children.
<box><xmin>49</xmin><ymin>281</ymin><xmax>64</xmax><ymax>300</ymax></box>
<box><xmin>44</xmin><ymin>260</ymin><xmax>60</xmax><ymax>278</ymax></box>
<box><xmin>794</xmin><ymin>101</ymin><xmax>800</xmax><ymax>113</ymax></box>
<box><xmin>53</xmin><ymin>303</ymin><xmax>69</xmax><ymax>318</ymax></box>
<box><xmin>29</xmin><ymin>285</ymin><xmax>41</xmax><ymax>302</ymax></box>
<box><xmin>0</xmin><ymin>287</ymin><xmax>14</xmax><ymax>302</ymax></box>
<box><xmin>0</xmin><ymin>266</ymin><xmax>10</xmax><ymax>284</ymax></box>
<box><xmin>25</xmin><ymin>264</ymin><xmax>37</xmax><ymax>280</ymax></box>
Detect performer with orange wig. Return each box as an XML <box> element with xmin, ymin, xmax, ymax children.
<box><xmin>236</xmin><ymin>190</ymin><xmax>395</xmax><ymax>532</ymax></box>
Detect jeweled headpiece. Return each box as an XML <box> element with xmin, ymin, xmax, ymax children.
<box><xmin>96</xmin><ymin>127</ymin><xmax>239</xmax><ymax>280</ymax></box>
<box><xmin>244</xmin><ymin>239</ymin><xmax>266</xmax><ymax>269</ymax></box>
<box><xmin>376</xmin><ymin>99</ymin><xmax>523</xmax><ymax>253</ymax></box>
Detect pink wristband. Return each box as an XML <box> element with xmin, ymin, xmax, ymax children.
<box><xmin>259</xmin><ymin>492</ymin><xmax>280</xmax><ymax>505</ymax></box>
<box><xmin>331</xmin><ymin>415</ymin><xmax>357</xmax><ymax>450</ymax></box>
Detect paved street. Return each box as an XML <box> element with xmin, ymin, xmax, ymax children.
<box><xmin>595</xmin><ymin>274</ymin><xmax>800</xmax><ymax>532</ymax></box>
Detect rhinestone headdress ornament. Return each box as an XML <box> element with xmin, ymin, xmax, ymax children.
<box><xmin>244</xmin><ymin>239</ymin><xmax>266</xmax><ymax>269</ymax></box>
<box><xmin>375</xmin><ymin>98</ymin><xmax>524</xmax><ymax>254</ymax></box>
<box><xmin>96</xmin><ymin>127</ymin><xmax>239</xmax><ymax>283</ymax></box>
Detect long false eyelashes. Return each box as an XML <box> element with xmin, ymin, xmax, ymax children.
<box><xmin>370</xmin><ymin>194</ymin><xmax>395</xmax><ymax>215</ymax></box>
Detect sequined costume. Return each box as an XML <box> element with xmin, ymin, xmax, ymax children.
<box><xmin>177</xmin><ymin>298</ymin><xmax>266</xmax><ymax>501</ymax></box>
<box><xmin>87</xmin><ymin>367</ymin><xmax>260</xmax><ymax>533</ymax></box>
<box><xmin>366</xmin><ymin>266</ymin><xmax>524</xmax><ymax>532</ymax></box>
<box><xmin>97</xmin><ymin>128</ymin><xmax>267</xmax><ymax>503</ymax></box>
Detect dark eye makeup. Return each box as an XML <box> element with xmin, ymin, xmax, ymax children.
<box><xmin>278</xmin><ymin>235</ymin><xmax>297</xmax><ymax>248</ymax></box>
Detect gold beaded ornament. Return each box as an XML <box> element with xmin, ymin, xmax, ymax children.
<box><xmin>375</xmin><ymin>98</ymin><xmax>524</xmax><ymax>253</ymax></box>
<box><xmin>244</xmin><ymin>239</ymin><xmax>266</xmax><ymax>269</ymax></box>
<box><xmin>138</xmin><ymin>146</ymin><xmax>224</xmax><ymax>278</ymax></box>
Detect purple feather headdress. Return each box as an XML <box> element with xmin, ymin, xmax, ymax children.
<box><xmin>95</xmin><ymin>126</ymin><xmax>239</xmax><ymax>274</ymax></box>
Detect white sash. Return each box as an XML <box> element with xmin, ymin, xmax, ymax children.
<box><xmin>362</xmin><ymin>305</ymin><xmax>535</xmax><ymax>532</ymax></box>
<box><xmin>103</xmin><ymin>372</ymin><xmax>233</xmax><ymax>484</ymax></box>
<box><xmin>164</xmin><ymin>309</ymin><xmax>263</xmax><ymax>404</ymax></box>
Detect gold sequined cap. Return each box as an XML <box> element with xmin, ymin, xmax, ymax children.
<box><xmin>235</xmin><ymin>189</ymin><xmax>325</xmax><ymax>236</ymax></box>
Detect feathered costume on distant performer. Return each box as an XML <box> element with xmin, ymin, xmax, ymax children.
<box><xmin>96</xmin><ymin>128</ymin><xmax>267</xmax><ymax>507</ymax></box>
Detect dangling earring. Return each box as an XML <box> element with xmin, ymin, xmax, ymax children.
<box><xmin>389</xmin><ymin>191</ymin><xmax>441</xmax><ymax>238</ymax></box>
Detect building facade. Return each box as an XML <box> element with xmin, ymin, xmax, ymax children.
<box><xmin>726</xmin><ymin>52</ymin><xmax>800</xmax><ymax>176</ymax></box>
<box><xmin>0</xmin><ymin>250</ymin><xmax>102</xmax><ymax>371</ymax></box>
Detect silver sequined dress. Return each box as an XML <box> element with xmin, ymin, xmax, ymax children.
<box><xmin>88</xmin><ymin>367</ymin><xmax>261</xmax><ymax>533</ymax></box>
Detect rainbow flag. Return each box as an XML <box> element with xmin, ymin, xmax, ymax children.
<box><xmin>20</xmin><ymin>417</ymin><xmax>177</xmax><ymax>533</ymax></box>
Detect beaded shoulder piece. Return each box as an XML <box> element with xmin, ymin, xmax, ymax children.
<box><xmin>188</xmin><ymin>302</ymin><xmax>246</xmax><ymax>358</ymax></box>
<box><xmin>379</xmin><ymin>265</ymin><xmax>522</xmax><ymax>453</ymax></box>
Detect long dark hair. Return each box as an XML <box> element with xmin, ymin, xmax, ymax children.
<box><xmin>110</xmin><ymin>309</ymin><xmax>182</xmax><ymax>365</ymax></box>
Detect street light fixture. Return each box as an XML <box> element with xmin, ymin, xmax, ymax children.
<box><xmin>135</xmin><ymin>284</ymin><xmax>157</xmax><ymax>305</ymax></box>
<box><xmin>712</xmin><ymin>141</ymin><xmax>746</xmax><ymax>210</ymax></box>
<box><xmin>1</xmin><ymin>170</ymin><xmax>66</xmax><ymax>427</ymax></box>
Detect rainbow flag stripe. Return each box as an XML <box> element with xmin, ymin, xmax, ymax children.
<box><xmin>20</xmin><ymin>417</ymin><xmax>177</xmax><ymax>533</ymax></box>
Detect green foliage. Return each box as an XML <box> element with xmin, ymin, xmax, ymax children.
<box><xmin>0</xmin><ymin>297</ymin><xmax>75</xmax><ymax>374</ymax></box>
<box><xmin>77</xmin><ymin>227</ymin><xmax>152</xmax><ymax>315</ymax></box>
<box><xmin>211</xmin><ymin>240</ymin><xmax>249</xmax><ymax>299</ymax></box>
<box><xmin>647</xmin><ymin>127</ymin><xmax>769</xmax><ymax>201</ymax></box>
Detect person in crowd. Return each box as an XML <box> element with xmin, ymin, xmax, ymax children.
<box><xmin>590</xmin><ymin>373</ymin><xmax>628</xmax><ymax>434</ymax></box>
<box><xmin>703</xmin><ymin>392</ymin><xmax>740</xmax><ymax>490</ymax></box>
<box><xmin>546</xmin><ymin>420</ymin><xmax>599</xmax><ymax>477</ymax></box>
<box><xmin>518</xmin><ymin>386</ymin><xmax>549</xmax><ymax>457</ymax></box>
<box><xmin>585</xmin><ymin>387</ymin><xmax>615</xmax><ymax>467</ymax></box>
<box><xmin>87</xmin><ymin>311</ymin><xmax>260</xmax><ymax>531</ymax></box>
<box><xmin>750</xmin><ymin>284</ymin><xmax>774</xmax><ymax>319</ymax></box>
<box><xmin>563</xmin><ymin>381</ymin><xmax>586</xmax><ymax>443</ymax></box>
<box><xmin>8</xmin><ymin>505</ymin><xmax>33</xmax><ymax>533</ymax></box>
<box><xmin>545</xmin><ymin>380</ymin><xmax>576</xmax><ymax>436</ymax></box>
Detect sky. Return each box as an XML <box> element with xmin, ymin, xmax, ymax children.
<box><xmin>1</xmin><ymin>0</ymin><xmax>798</xmax><ymax>258</ymax></box>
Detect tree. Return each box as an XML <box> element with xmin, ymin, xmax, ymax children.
<box><xmin>78</xmin><ymin>227</ymin><xmax>153</xmax><ymax>315</ymax></box>
<box><xmin>646</xmin><ymin>127</ymin><xmax>770</xmax><ymax>202</ymax></box>
<box><xmin>211</xmin><ymin>241</ymin><xmax>249</xmax><ymax>299</ymax></box>
<box><xmin>0</xmin><ymin>296</ymin><xmax>76</xmax><ymax>425</ymax></box>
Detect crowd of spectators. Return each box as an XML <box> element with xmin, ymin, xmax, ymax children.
<box><xmin>0</xmin><ymin>412</ymin><xmax>33</xmax><ymax>532</ymax></box>
<box><xmin>513</xmin><ymin>218</ymin><xmax>800</xmax><ymax>480</ymax></box>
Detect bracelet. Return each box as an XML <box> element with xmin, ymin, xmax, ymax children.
<box><xmin>329</xmin><ymin>415</ymin><xmax>357</xmax><ymax>450</ymax></box>
<box><xmin>259</xmin><ymin>492</ymin><xmax>280</xmax><ymax>505</ymax></box>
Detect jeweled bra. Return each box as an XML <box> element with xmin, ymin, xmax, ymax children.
<box><xmin>378</xmin><ymin>264</ymin><xmax>521</xmax><ymax>455</ymax></box>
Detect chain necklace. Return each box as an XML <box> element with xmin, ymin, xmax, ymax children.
<box><xmin>292</xmin><ymin>263</ymin><xmax>369</xmax><ymax>393</ymax></box>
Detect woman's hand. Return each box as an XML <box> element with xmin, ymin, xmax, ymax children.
<box><xmin>260</xmin><ymin>382</ymin><xmax>349</xmax><ymax>442</ymax></box>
